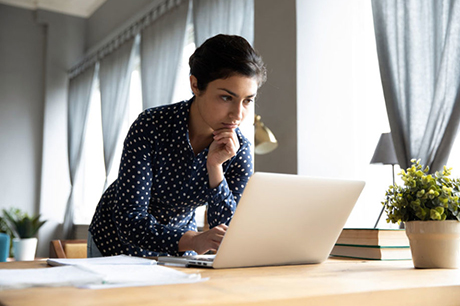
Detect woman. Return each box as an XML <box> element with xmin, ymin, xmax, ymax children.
<box><xmin>88</xmin><ymin>34</ymin><xmax>266</xmax><ymax>257</ymax></box>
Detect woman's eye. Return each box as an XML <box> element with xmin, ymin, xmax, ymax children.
<box><xmin>244</xmin><ymin>99</ymin><xmax>254</xmax><ymax>104</ymax></box>
<box><xmin>222</xmin><ymin>95</ymin><xmax>232</xmax><ymax>101</ymax></box>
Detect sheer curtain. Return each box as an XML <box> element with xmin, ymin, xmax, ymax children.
<box><xmin>372</xmin><ymin>0</ymin><xmax>460</xmax><ymax>171</ymax></box>
<box><xmin>192</xmin><ymin>0</ymin><xmax>254</xmax><ymax>46</ymax></box>
<box><xmin>64</xmin><ymin>65</ymin><xmax>96</xmax><ymax>238</ymax></box>
<box><xmin>99</xmin><ymin>36</ymin><xmax>138</xmax><ymax>190</ymax></box>
<box><xmin>141</xmin><ymin>0</ymin><xmax>189</xmax><ymax>109</ymax></box>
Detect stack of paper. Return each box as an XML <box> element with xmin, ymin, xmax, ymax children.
<box><xmin>0</xmin><ymin>255</ymin><xmax>206</xmax><ymax>290</ymax></box>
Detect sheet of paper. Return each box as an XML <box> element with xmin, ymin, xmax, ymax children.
<box><xmin>0</xmin><ymin>266</ymin><xmax>103</xmax><ymax>290</ymax></box>
<box><xmin>47</xmin><ymin>254</ymin><xmax>156</xmax><ymax>266</ymax></box>
<box><xmin>77</xmin><ymin>264</ymin><xmax>207</xmax><ymax>289</ymax></box>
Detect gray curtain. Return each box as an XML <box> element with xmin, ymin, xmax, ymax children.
<box><xmin>372</xmin><ymin>0</ymin><xmax>460</xmax><ymax>171</ymax></box>
<box><xmin>64</xmin><ymin>65</ymin><xmax>96</xmax><ymax>238</ymax></box>
<box><xmin>192</xmin><ymin>0</ymin><xmax>254</xmax><ymax>46</ymax></box>
<box><xmin>99</xmin><ymin>36</ymin><xmax>137</xmax><ymax>190</ymax></box>
<box><xmin>141</xmin><ymin>0</ymin><xmax>189</xmax><ymax>109</ymax></box>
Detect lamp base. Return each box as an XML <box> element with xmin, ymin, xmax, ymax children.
<box><xmin>374</xmin><ymin>164</ymin><xmax>397</xmax><ymax>229</ymax></box>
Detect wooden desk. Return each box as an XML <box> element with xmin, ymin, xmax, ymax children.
<box><xmin>1</xmin><ymin>258</ymin><xmax>460</xmax><ymax>306</ymax></box>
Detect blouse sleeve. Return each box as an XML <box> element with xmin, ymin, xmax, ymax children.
<box><xmin>206</xmin><ymin>143</ymin><xmax>254</xmax><ymax>227</ymax></box>
<box><xmin>112</xmin><ymin>113</ymin><xmax>187</xmax><ymax>256</ymax></box>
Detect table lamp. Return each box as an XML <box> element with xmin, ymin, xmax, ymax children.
<box><xmin>370</xmin><ymin>132</ymin><xmax>399</xmax><ymax>228</ymax></box>
<box><xmin>254</xmin><ymin>115</ymin><xmax>278</xmax><ymax>155</ymax></box>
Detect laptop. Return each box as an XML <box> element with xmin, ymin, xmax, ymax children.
<box><xmin>158</xmin><ymin>172</ymin><xmax>365</xmax><ymax>269</ymax></box>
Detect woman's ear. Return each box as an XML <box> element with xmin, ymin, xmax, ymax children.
<box><xmin>190</xmin><ymin>75</ymin><xmax>200</xmax><ymax>96</ymax></box>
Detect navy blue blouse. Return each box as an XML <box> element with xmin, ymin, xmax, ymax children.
<box><xmin>89</xmin><ymin>99</ymin><xmax>253</xmax><ymax>257</ymax></box>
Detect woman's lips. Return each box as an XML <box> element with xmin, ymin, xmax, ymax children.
<box><xmin>222</xmin><ymin>123</ymin><xmax>238</xmax><ymax>129</ymax></box>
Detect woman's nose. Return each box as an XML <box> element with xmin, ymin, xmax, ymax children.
<box><xmin>230</xmin><ymin>102</ymin><xmax>244</xmax><ymax>121</ymax></box>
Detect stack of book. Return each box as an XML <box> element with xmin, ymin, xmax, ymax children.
<box><xmin>330</xmin><ymin>228</ymin><xmax>412</xmax><ymax>260</ymax></box>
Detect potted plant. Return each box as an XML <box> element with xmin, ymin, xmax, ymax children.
<box><xmin>2</xmin><ymin>208</ymin><xmax>46</xmax><ymax>261</ymax></box>
<box><xmin>383</xmin><ymin>159</ymin><xmax>460</xmax><ymax>268</ymax></box>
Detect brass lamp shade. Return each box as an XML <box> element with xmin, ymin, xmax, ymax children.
<box><xmin>254</xmin><ymin>115</ymin><xmax>278</xmax><ymax>155</ymax></box>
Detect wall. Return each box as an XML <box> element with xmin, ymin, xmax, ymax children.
<box><xmin>35</xmin><ymin>10</ymin><xmax>86</xmax><ymax>257</ymax></box>
<box><xmin>0</xmin><ymin>4</ymin><xmax>46</xmax><ymax>218</ymax></box>
<box><xmin>254</xmin><ymin>0</ymin><xmax>297</xmax><ymax>174</ymax></box>
<box><xmin>0</xmin><ymin>5</ymin><xmax>85</xmax><ymax>256</ymax></box>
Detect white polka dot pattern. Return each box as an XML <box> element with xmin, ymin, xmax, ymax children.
<box><xmin>89</xmin><ymin>99</ymin><xmax>253</xmax><ymax>257</ymax></box>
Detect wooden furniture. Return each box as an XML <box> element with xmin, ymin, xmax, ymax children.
<box><xmin>49</xmin><ymin>240</ymin><xmax>87</xmax><ymax>258</ymax></box>
<box><xmin>1</xmin><ymin>258</ymin><xmax>460</xmax><ymax>306</ymax></box>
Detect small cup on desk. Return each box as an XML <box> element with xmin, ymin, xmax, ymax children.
<box><xmin>0</xmin><ymin>233</ymin><xmax>10</xmax><ymax>262</ymax></box>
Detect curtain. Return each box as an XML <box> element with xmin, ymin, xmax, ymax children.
<box><xmin>192</xmin><ymin>0</ymin><xmax>254</xmax><ymax>46</ymax></box>
<box><xmin>141</xmin><ymin>0</ymin><xmax>189</xmax><ymax>109</ymax></box>
<box><xmin>99</xmin><ymin>36</ymin><xmax>137</xmax><ymax>190</ymax></box>
<box><xmin>372</xmin><ymin>0</ymin><xmax>460</xmax><ymax>171</ymax></box>
<box><xmin>63</xmin><ymin>65</ymin><xmax>96</xmax><ymax>238</ymax></box>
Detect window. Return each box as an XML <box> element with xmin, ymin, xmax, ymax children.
<box><xmin>345</xmin><ymin>0</ymin><xmax>401</xmax><ymax>229</ymax></box>
<box><xmin>446</xmin><ymin>128</ymin><xmax>460</xmax><ymax>177</ymax></box>
<box><xmin>73</xmin><ymin>76</ymin><xmax>105</xmax><ymax>225</ymax></box>
<box><xmin>106</xmin><ymin>64</ymin><xmax>143</xmax><ymax>185</ymax></box>
<box><xmin>74</xmin><ymin>59</ymin><xmax>142</xmax><ymax>225</ymax></box>
<box><xmin>345</xmin><ymin>0</ymin><xmax>396</xmax><ymax>228</ymax></box>
<box><xmin>345</xmin><ymin>0</ymin><xmax>460</xmax><ymax>228</ymax></box>
<box><xmin>74</xmin><ymin>23</ymin><xmax>196</xmax><ymax>225</ymax></box>
<box><xmin>296</xmin><ymin>0</ymin><xmax>401</xmax><ymax>228</ymax></box>
<box><xmin>172</xmin><ymin>20</ymin><xmax>195</xmax><ymax>103</ymax></box>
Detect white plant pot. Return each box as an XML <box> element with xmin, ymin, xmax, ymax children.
<box><xmin>405</xmin><ymin>220</ymin><xmax>460</xmax><ymax>269</ymax></box>
<box><xmin>12</xmin><ymin>237</ymin><xmax>38</xmax><ymax>261</ymax></box>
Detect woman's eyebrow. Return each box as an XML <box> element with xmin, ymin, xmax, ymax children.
<box><xmin>218</xmin><ymin>88</ymin><xmax>256</xmax><ymax>98</ymax></box>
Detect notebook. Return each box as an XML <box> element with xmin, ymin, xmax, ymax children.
<box><xmin>158</xmin><ymin>172</ymin><xmax>365</xmax><ymax>269</ymax></box>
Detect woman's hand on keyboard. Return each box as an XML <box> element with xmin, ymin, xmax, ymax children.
<box><xmin>178</xmin><ymin>224</ymin><xmax>228</xmax><ymax>254</ymax></box>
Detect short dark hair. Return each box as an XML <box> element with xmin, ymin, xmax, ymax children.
<box><xmin>189</xmin><ymin>34</ymin><xmax>267</xmax><ymax>91</ymax></box>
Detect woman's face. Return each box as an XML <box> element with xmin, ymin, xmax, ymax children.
<box><xmin>190</xmin><ymin>74</ymin><xmax>258</xmax><ymax>132</ymax></box>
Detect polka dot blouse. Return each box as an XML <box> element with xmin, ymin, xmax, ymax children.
<box><xmin>89</xmin><ymin>98</ymin><xmax>253</xmax><ymax>257</ymax></box>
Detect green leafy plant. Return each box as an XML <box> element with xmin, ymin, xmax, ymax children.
<box><xmin>2</xmin><ymin>208</ymin><xmax>46</xmax><ymax>239</ymax></box>
<box><xmin>383</xmin><ymin>159</ymin><xmax>460</xmax><ymax>224</ymax></box>
<box><xmin>0</xmin><ymin>216</ymin><xmax>9</xmax><ymax>234</ymax></box>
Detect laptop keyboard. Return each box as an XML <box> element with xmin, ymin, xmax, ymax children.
<box><xmin>191</xmin><ymin>255</ymin><xmax>216</xmax><ymax>262</ymax></box>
